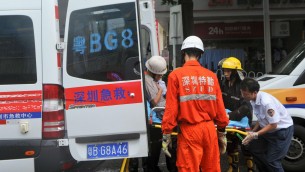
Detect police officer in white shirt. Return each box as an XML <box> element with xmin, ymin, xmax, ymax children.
<box><xmin>240</xmin><ymin>78</ymin><xmax>293</xmax><ymax>172</ymax></box>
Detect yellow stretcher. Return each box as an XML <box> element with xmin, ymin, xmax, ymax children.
<box><xmin>153</xmin><ymin>124</ymin><xmax>249</xmax><ymax>136</ymax></box>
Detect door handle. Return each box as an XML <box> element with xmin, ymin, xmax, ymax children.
<box><xmin>286</xmin><ymin>97</ymin><xmax>297</xmax><ymax>101</ymax></box>
<box><xmin>20</xmin><ymin>122</ymin><xmax>29</xmax><ymax>134</ymax></box>
<box><xmin>129</xmin><ymin>92</ymin><xmax>135</xmax><ymax>98</ymax></box>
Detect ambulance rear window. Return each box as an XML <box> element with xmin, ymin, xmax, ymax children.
<box><xmin>66</xmin><ymin>2</ymin><xmax>140</xmax><ymax>82</ymax></box>
<box><xmin>0</xmin><ymin>15</ymin><xmax>36</xmax><ymax>84</ymax></box>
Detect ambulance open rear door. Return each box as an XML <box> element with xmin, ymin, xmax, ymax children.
<box><xmin>63</xmin><ymin>0</ymin><xmax>148</xmax><ymax>161</ymax></box>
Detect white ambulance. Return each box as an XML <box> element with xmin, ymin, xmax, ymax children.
<box><xmin>257</xmin><ymin>39</ymin><xmax>305</xmax><ymax>171</ymax></box>
<box><xmin>0</xmin><ymin>0</ymin><xmax>158</xmax><ymax>171</ymax></box>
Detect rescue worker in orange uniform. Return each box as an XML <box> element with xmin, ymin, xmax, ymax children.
<box><xmin>161</xmin><ymin>35</ymin><xmax>229</xmax><ymax>172</ymax></box>
<box><xmin>219</xmin><ymin>57</ymin><xmax>255</xmax><ymax>172</ymax></box>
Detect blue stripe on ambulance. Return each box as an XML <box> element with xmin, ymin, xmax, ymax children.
<box><xmin>0</xmin><ymin>112</ymin><xmax>41</xmax><ymax>120</ymax></box>
<box><xmin>284</xmin><ymin>104</ymin><xmax>305</xmax><ymax>108</ymax></box>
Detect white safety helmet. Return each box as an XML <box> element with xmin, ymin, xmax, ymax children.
<box><xmin>181</xmin><ymin>36</ymin><xmax>204</xmax><ymax>52</ymax></box>
<box><xmin>145</xmin><ymin>56</ymin><xmax>167</xmax><ymax>75</ymax></box>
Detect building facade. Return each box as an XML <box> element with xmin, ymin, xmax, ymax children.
<box><xmin>155</xmin><ymin>0</ymin><xmax>305</xmax><ymax>74</ymax></box>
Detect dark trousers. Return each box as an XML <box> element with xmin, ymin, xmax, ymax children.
<box><xmin>165</xmin><ymin>135</ymin><xmax>178</xmax><ymax>172</ymax></box>
<box><xmin>227</xmin><ymin>133</ymin><xmax>254</xmax><ymax>171</ymax></box>
<box><xmin>247</xmin><ymin>126</ymin><xmax>294</xmax><ymax>172</ymax></box>
<box><xmin>129</xmin><ymin>126</ymin><xmax>178</xmax><ymax>172</ymax></box>
<box><xmin>143</xmin><ymin>126</ymin><xmax>162</xmax><ymax>172</ymax></box>
<box><xmin>129</xmin><ymin>126</ymin><xmax>162</xmax><ymax>172</ymax></box>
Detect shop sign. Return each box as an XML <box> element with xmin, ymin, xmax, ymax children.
<box><xmin>194</xmin><ymin>22</ymin><xmax>264</xmax><ymax>39</ymax></box>
<box><xmin>271</xmin><ymin>21</ymin><xmax>290</xmax><ymax>37</ymax></box>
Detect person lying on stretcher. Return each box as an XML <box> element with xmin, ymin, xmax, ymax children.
<box><xmin>226</xmin><ymin>109</ymin><xmax>250</xmax><ymax>129</ymax></box>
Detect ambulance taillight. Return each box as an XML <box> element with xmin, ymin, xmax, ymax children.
<box><xmin>42</xmin><ymin>84</ymin><xmax>65</xmax><ymax>139</ymax></box>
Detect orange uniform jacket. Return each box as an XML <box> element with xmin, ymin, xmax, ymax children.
<box><xmin>162</xmin><ymin>60</ymin><xmax>229</xmax><ymax>134</ymax></box>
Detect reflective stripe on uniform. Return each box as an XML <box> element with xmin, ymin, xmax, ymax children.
<box><xmin>180</xmin><ymin>94</ymin><xmax>216</xmax><ymax>102</ymax></box>
<box><xmin>230</xmin><ymin>96</ymin><xmax>240</xmax><ymax>101</ymax></box>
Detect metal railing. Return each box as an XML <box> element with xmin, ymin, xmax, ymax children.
<box><xmin>216</xmin><ymin>69</ymin><xmax>265</xmax><ymax>79</ymax></box>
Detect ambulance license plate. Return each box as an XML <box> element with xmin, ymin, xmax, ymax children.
<box><xmin>87</xmin><ymin>142</ymin><xmax>128</xmax><ymax>159</ymax></box>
